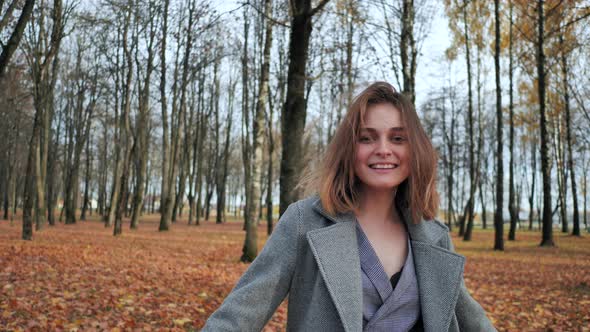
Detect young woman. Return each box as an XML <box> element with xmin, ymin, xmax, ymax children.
<box><xmin>202</xmin><ymin>82</ymin><xmax>495</xmax><ymax>331</ymax></box>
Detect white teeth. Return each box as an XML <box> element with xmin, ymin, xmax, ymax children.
<box><xmin>370</xmin><ymin>164</ymin><xmax>397</xmax><ymax>169</ymax></box>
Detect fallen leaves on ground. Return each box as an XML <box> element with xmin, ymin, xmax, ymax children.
<box><xmin>455</xmin><ymin>229</ymin><xmax>590</xmax><ymax>331</ymax></box>
<box><xmin>1</xmin><ymin>215</ymin><xmax>589</xmax><ymax>331</ymax></box>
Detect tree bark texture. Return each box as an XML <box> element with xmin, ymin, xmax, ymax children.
<box><xmin>113</xmin><ymin>4</ymin><xmax>135</xmax><ymax>236</ymax></box>
<box><xmin>160</xmin><ymin>0</ymin><xmax>194</xmax><ymax>231</ymax></box>
<box><xmin>493</xmin><ymin>0</ymin><xmax>504</xmax><ymax>251</ymax></box>
<box><xmin>279</xmin><ymin>0</ymin><xmax>330</xmax><ymax>216</ymax></box>
<box><xmin>216</xmin><ymin>78</ymin><xmax>235</xmax><ymax>224</ymax></box>
<box><xmin>131</xmin><ymin>5</ymin><xmax>157</xmax><ymax>229</ymax></box>
<box><xmin>560</xmin><ymin>33</ymin><xmax>580</xmax><ymax>236</ymax></box>
<box><xmin>158</xmin><ymin>0</ymin><xmax>170</xmax><ymax>230</ymax></box>
<box><xmin>462</xmin><ymin>0</ymin><xmax>476</xmax><ymax>242</ymax></box>
<box><xmin>242</xmin><ymin>0</ymin><xmax>273</xmax><ymax>262</ymax></box>
<box><xmin>400</xmin><ymin>0</ymin><xmax>417</xmax><ymax>105</ymax></box>
<box><xmin>508</xmin><ymin>2</ymin><xmax>517</xmax><ymax>241</ymax></box>
<box><xmin>537</xmin><ymin>0</ymin><xmax>554</xmax><ymax>247</ymax></box>
<box><xmin>22</xmin><ymin>0</ymin><xmax>63</xmax><ymax>239</ymax></box>
<box><xmin>0</xmin><ymin>0</ymin><xmax>35</xmax><ymax>78</ymax></box>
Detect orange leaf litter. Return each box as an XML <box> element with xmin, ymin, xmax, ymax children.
<box><xmin>1</xmin><ymin>215</ymin><xmax>589</xmax><ymax>331</ymax></box>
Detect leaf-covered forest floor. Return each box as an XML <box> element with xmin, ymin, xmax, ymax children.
<box><xmin>1</xmin><ymin>214</ymin><xmax>589</xmax><ymax>331</ymax></box>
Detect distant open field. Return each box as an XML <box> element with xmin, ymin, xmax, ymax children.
<box><xmin>1</xmin><ymin>214</ymin><xmax>589</xmax><ymax>331</ymax></box>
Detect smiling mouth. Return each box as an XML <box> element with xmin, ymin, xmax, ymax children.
<box><xmin>369</xmin><ymin>163</ymin><xmax>398</xmax><ymax>169</ymax></box>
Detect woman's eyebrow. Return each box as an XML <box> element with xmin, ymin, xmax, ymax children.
<box><xmin>360</xmin><ymin>127</ymin><xmax>406</xmax><ymax>132</ymax></box>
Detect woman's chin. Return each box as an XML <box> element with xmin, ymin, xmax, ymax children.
<box><xmin>362</xmin><ymin>184</ymin><xmax>400</xmax><ymax>193</ymax></box>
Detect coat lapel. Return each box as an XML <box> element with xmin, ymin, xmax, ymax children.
<box><xmin>403</xmin><ymin>208</ymin><xmax>466</xmax><ymax>332</ymax></box>
<box><xmin>410</xmin><ymin>240</ymin><xmax>465</xmax><ymax>331</ymax></box>
<box><xmin>310</xmin><ymin>197</ymin><xmax>465</xmax><ymax>332</ymax></box>
<box><xmin>308</xmin><ymin>201</ymin><xmax>362</xmax><ymax>332</ymax></box>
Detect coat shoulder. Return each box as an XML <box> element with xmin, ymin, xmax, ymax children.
<box><xmin>297</xmin><ymin>195</ymin><xmax>321</xmax><ymax>210</ymax></box>
<box><xmin>410</xmin><ymin>218</ymin><xmax>450</xmax><ymax>246</ymax></box>
<box><xmin>293</xmin><ymin>195</ymin><xmax>334</xmax><ymax>228</ymax></box>
<box><xmin>431</xmin><ymin>219</ymin><xmax>450</xmax><ymax>232</ymax></box>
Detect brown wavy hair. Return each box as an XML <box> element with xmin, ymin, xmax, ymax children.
<box><xmin>301</xmin><ymin>81</ymin><xmax>439</xmax><ymax>223</ymax></box>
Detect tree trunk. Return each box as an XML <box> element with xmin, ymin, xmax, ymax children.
<box><xmin>449</xmin><ymin>95</ymin><xmax>456</xmax><ymax>231</ymax></box>
<box><xmin>208</xmin><ymin>51</ymin><xmax>221</xmax><ymax>223</ymax></box>
<box><xmin>528</xmin><ymin>138</ymin><xmax>537</xmax><ymax>230</ymax></box>
<box><xmin>266</xmin><ymin>76</ymin><xmax>276</xmax><ymax>235</ymax></box>
<box><xmin>113</xmin><ymin>5</ymin><xmax>135</xmax><ymax>236</ymax></box>
<box><xmin>106</xmin><ymin>22</ymin><xmax>124</xmax><ymax>228</ymax></box>
<box><xmin>193</xmin><ymin>71</ymin><xmax>207</xmax><ymax>226</ymax></box>
<box><xmin>22</xmin><ymin>109</ymin><xmax>42</xmax><ymax>240</ymax></box>
<box><xmin>47</xmin><ymin>98</ymin><xmax>63</xmax><ymax>226</ymax></box>
<box><xmin>553</xmin><ymin>115</ymin><xmax>568</xmax><ymax>233</ymax></box>
<box><xmin>462</xmin><ymin>0</ymin><xmax>476</xmax><ymax>242</ymax></box>
<box><xmin>205</xmin><ymin>168</ymin><xmax>214</xmax><ymax>221</ymax></box>
<box><xmin>493</xmin><ymin>0</ymin><xmax>504</xmax><ymax>251</ymax></box>
<box><xmin>98</xmin><ymin>120</ymin><xmax>108</xmax><ymax>217</ymax></box>
<box><xmin>130</xmin><ymin>106</ymin><xmax>148</xmax><ymax>227</ymax></box>
<box><xmin>537</xmin><ymin>0</ymin><xmax>554</xmax><ymax>247</ymax></box>
<box><xmin>38</xmin><ymin>46</ymin><xmax>60</xmax><ymax>228</ymax></box>
<box><xmin>242</xmin><ymin>0</ymin><xmax>273</xmax><ymax>262</ymax></box>
<box><xmin>80</xmin><ymin>133</ymin><xmax>91</xmax><ymax>220</ymax></box>
<box><xmin>35</xmin><ymin>2</ymin><xmax>62</xmax><ymax>231</ymax></box>
<box><xmin>279</xmin><ymin>0</ymin><xmax>330</xmax><ymax>216</ymax></box>
<box><xmin>583</xmin><ymin>168</ymin><xmax>587</xmax><ymax>230</ymax></box>
<box><xmin>130</xmin><ymin>13</ymin><xmax>156</xmax><ymax>229</ymax></box>
<box><xmin>441</xmin><ymin>89</ymin><xmax>457</xmax><ymax>231</ymax></box>
<box><xmin>0</xmin><ymin>0</ymin><xmax>35</xmax><ymax>78</ymax></box>
<box><xmin>130</xmin><ymin>8</ymin><xmax>156</xmax><ymax>229</ymax></box>
<box><xmin>216</xmin><ymin>78</ymin><xmax>235</xmax><ymax>224</ymax></box>
<box><xmin>5</xmin><ymin>147</ymin><xmax>19</xmax><ymax>221</ymax></box>
<box><xmin>187</xmin><ymin>78</ymin><xmax>198</xmax><ymax>226</ymax></box>
<box><xmin>479</xmin><ymin>177</ymin><xmax>487</xmax><ymax>229</ymax></box>
<box><xmin>401</xmin><ymin>0</ymin><xmax>417</xmax><ymax>104</ymax></box>
<box><xmin>476</xmin><ymin>53</ymin><xmax>486</xmax><ymax>231</ymax></box>
<box><xmin>22</xmin><ymin>0</ymin><xmax>63</xmax><ymax>239</ymax></box>
<box><xmin>160</xmin><ymin>0</ymin><xmax>194</xmax><ymax>231</ymax></box>
<box><xmin>65</xmin><ymin>48</ymin><xmax>96</xmax><ymax>225</ymax></box>
<box><xmin>172</xmin><ymin>151</ymin><xmax>188</xmax><ymax>222</ymax></box>
<box><xmin>158</xmin><ymin>0</ymin><xmax>170</xmax><ymax>230</ymax></box>
<box><xmin>2</xmin><ymin>160</ymin><xmax>10</xmax><ymax>220</ymax></box>
<box><xmin>560</xmin><ymin>34</ymin><xmax>580</xmax><ymax>236</ymax></box>
<box><xmin>240</xmin><ymin>7</ymin><xmax>252</xmax><ymax>232</ymax></box>
<box><xmin>508</xmin><ymin>2</ymin><xmax>517</xmax><ymax>241</ymax></box>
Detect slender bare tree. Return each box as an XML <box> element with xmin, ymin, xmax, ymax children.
<box><xmin>279</xmin><ymin>0</ymin><xmax>330</xmax><ymax>216</ymax></box>
<box><xmin>22</xmin><ymin>0</ymin><xmax>64</xmax><ymax>240</ymax></box>
<box><xmin>493</xmin><ymin>0</ymin><xmax>504</xmax><ymax>251</ymax></box>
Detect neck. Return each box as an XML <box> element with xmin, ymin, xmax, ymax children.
<box><xmin>355</xmin><ymin>187</ymin><xmax>400</xmax><ymax>228</ymax></box>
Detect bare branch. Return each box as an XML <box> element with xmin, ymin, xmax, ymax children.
<box><xmin>546</xmin><ymin>11</ymin><xmax>590</xmax><ymax>38</ymax></box>
<box><xmin>243</xmin><ymin>0</ymin><xmax>289</xmax><ymax>27</ymax></box>
<box><xmin>0</xmin><ymin>0</ymin><xmax>19</xmax><ymax>32</ymax></box>
<box><xmin>308</xmin><ymin>0</ymin><xmax>330</xmax><ymax>17</ymax></box>
<box><xmin>0</xmin><ymin>0</ymin><xmax>35</xmax><ymax>78</ymax></box>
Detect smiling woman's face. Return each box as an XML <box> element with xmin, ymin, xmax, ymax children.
<box><xmin>354</xmin><ymin>103</ymin><xmax>411</xmax><ymax>194</ymax></box>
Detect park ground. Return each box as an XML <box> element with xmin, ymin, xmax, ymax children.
<box><xmin>1</xmin><ymin>214</ymin><xmax>589</xmax><ymax>331</ymax></box>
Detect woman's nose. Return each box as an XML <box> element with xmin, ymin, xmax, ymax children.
<box><xmin>375</xmin><ymin>138</ymin><xmax>392</xmax><ymax>157</ymax></box>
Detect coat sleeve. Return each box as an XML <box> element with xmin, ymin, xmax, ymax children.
<box><xmin>201</xmin><ymin>201</ymin><xmax>301</xmax><ymax>332</ymax></box>
<box><xmin>441</xmin><ymin>228</ymin><xmax>497</xmax><ymax>332</ymax></box>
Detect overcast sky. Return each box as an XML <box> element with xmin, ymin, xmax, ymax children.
<box><xmin>213</xmin><ymin>0</ymin><xmax>457</xmax><ymax>109</ymax></box>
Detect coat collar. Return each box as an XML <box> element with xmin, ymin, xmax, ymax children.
<box><xmin>306</xmin><ymin>221</ymin><xmax>363</xmax><ymax>332</ymax></box>
<box><xmin>309</xmin><ymin>196</ymin><xmax>465</xmax><ymax>332</ymax></box>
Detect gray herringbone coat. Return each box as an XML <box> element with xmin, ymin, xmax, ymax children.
<box><xmin>202</xmin><ymin>196</ymin><xmax>496</xmax><ymax>332</ymax></box>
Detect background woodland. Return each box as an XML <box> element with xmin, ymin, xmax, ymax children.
<box><xmin>1</xmin><ymin>0</ymin><xmax>590</xmax><ymax>329</ymax></box>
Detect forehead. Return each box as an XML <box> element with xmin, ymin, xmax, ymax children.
<box><xmin>361</xmin><ymin>103</ymin><xmax>403</xmax><ymax>129</ymax></box>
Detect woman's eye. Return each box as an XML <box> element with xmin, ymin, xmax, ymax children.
<box><xmin>391</xmin><ymin>136</ymin><xmax>407</xmax><ymax>143</ymax></box>
<box><xmin>359</xmin><ymin>136</ymin><xmax>372</xmax><ymax>143</ymax></box>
